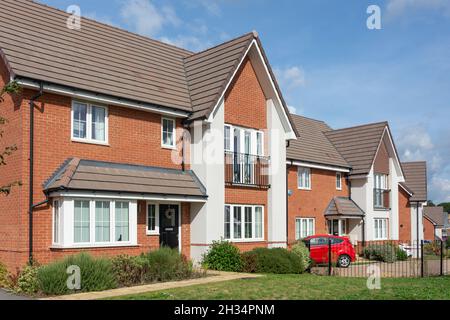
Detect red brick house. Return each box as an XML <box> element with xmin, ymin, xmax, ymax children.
<box><xmin>287</xmin><ymin>115</ymin><xmax>428</xmax><ymax>247</ymax></box>
<box><xmin>0</xmin><ymin>0</ymin><xmax>297</xmax><ymax>271</ymax></box>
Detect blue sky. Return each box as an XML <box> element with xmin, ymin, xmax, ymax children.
<box><xmin>39</xmin><ymin>0</ymin><xmax>450</xmax><ymax>203</ymax></box>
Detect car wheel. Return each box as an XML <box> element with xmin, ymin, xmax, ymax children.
<box><xmin>338</xmin><ymin>255</ymin><xmax>351</xmax><ymax>268</ymax></box>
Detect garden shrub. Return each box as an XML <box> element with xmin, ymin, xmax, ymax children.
<box><xmin>16</xmin><ymin>265</ymin><xmax>40</xmax><ymax>294</ymax></box>
<box><xmin>396</xmin><ymin>247</ymin><xmax>408</xmax><ymax>261</ymax></box>
<box><xmin>37</xmin><ymin>253</ymin><xmax>117</xmax><ymax>295</ymax></box>
<box><xmin>362</xmin><ymin>243</ymin><xmax>397</xmax><ymax>263</ymax></box>
<box><xmin>291</xmin><ymin>242</ymin><xmax>311</xmax><ymax>271</ymax></box>
<box><xmin>111</xmin><ymin>255</ymin><xmax>147</xmax><ymax>287</ymax></box>
<box><xmin>0</xmin><ymin>261</ymin><xmax>10</xmax><ymax>288</ymax></box>
<box><xmin>243</xmin><ymin>248</ymin><xmax>303</xmax><ymax>274</ymax></box>
<box><xmin>202</xmin><ymin>240</ymin><xmax>243</xmax><ymax>272</ymax></box>
<box><xmin>140</xmin><ymin>247</ymin><xmax>193</xmax><ymax>282</ymax></box>
<box><xmin>423</xmin><ymin>242</ymin><xmax>441</xmax><ymax>256</ymax></box>
<box><xmin>446</xmin><ymin>238</ymin><xmax>450</xmax><ymax>249</ymax></box>
<box><xmin>241</xmin><ymin>252</ymin><xmax>258</xmax><ymax>273</ymax></box>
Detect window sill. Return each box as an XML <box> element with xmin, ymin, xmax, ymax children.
<box><xmin>146</xmin><ymin>232</ymin><xmax>160</xmax><ymax>236</ymax></box>
<box><xmin>71</xmin><ymin>138</ymin><xmax>110</xmax><ymax>147</ymax></box>
<box><xmin>50</xmin><ymin>243</ymin><xmax>138</xmax><ymax>250</ymax></box>
<box><xmin>298</xmin><ymin>187</ymin><xmax>312</xmax><ymax>191</ymax></box>
<box><xmin>225</xmin><ymin>239</ymin><xmax>265</xmax><ymax>243</ymax></box>
<box><xmin>161</xmin><ymin>144</ymin><xmax>177</xmax><ymax>150</ymax></box>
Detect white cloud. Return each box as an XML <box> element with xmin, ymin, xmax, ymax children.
<box><xmin>386</xmin><ymin>0</ymin><xmax>450</xmax><ymax>18</ymax></box>
<box><xmin>84</xmin><ymin>12</ymin><xmax>117</xmax><ymax>27</ymax></box>
<box><xmin>160</xmin><ymin>35</ymin><xmax>211</xmax><ymax>52</ymax></box>
<box><xmin>430</xmin><ymin>176</ymin><xmax>450</xmax><ymax>202</ymax></box>
<box><xmin>119</xmin><ymin>0</ymin><xmax>179</xmax><ymax>37</ymax></box>
<box><xmin>274</xmin><ymin>66</ymin><xmax>306</xmax><ymax>91</ymax></box>
<box><xmin>185</xmin><ymin>0</ymin><xmax>221</xmax><ymax>16</ymax></box>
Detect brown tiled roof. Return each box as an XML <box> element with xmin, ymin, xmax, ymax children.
<box><xmin>44</xmin><ymin>159</ymin><xmax>207</xmax><ymax>199</ymax></box>
<box><xmin>287</xmin><ymin>114</ymin><xmax>350</xmax><ymax>169</ymax></box>
<box><xmin>324</xmin><ymin>197</ymin><xmax>365</xmax><ymax>218</ymax></box>
<box><xmin>185</xmin><ymin>33</ymin><xmax>256</xmax><ymax>120</ymax></box>
<box><xmin>402</xmin><ymin>161</ymin><xmax>428</xmax><ymax>202</ymax></box>
<box><xmin>423</xmin><ymin>207</ymin><xmax>446</xmax><ymax>227</ymax></box>
<box><xmin>324</xmin><ymin>122</ymin><xmax>388</xmax><ymax>176</ymax></box>
<box><xmin>0</xmin><ymin>0</ymin><xmax>297</xmax><ymax>134</ymax></box>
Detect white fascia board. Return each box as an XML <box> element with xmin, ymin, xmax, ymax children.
<box><xmin>16</xmin><ymin>78</ymin><xmax>190</xmax><ymax>118</ymax></box>
<box><xmin>287</xmin><ymin>160</ymin><xmax>350</xmax><ymax>173</ymax></box>
<box><xmin>206</xmin><ymin>40</ymin><xmax>296</xmax><ymax>139</ymax></box>
<box><xmin>398</xmin><ymin>183</ymin><xmax>414</xmax><ymax>196</ymax></box>
<box><xmin>348</xmin><ymin>174</ymin><xmax>369</xmax><ymax>180</ymax></box>
<box><xmin>369</xmin><ymin>127</ymin><xmax>405</xmax><ymax>179</ymax></box>
<box><xmin>49</xmin><ymin>191</ymin><xmax>207</xmax><ymax>203</ymax></box>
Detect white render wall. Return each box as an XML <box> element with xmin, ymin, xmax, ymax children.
<box><xmin>189</xmin><ymin>100</ymin><xmax>226</xmax><ymax>263</ymax></box>
<box><xmin>266</xmin><ymin>99</ymin><xmax>287</xmax><ymax>248</ymax></box>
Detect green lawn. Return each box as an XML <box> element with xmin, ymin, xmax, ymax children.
<box><xmin>109</xmin><ymin>274</ymin><xmax>450</xmax><ymax>300</ymax></box>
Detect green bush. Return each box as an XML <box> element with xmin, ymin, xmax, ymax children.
<box><xmin>396</xmin><ymin>247</ymin><xmax>408</xmax><ymax>261</ymax></box>
<box><xmin>16</xmin><ymin>265</ymin><xmax>40</xmax><ymax>294</ymax></box>
<box><xmin>37</xmin><ymin>253</ymin><xmax>117</xmax><ymax>295</ymax></box>
<box><xmin>291</xmin><ymin>242</ymin><xmax>311</xmax><ymax>271</ymax></box>
<box><xmin>141</xmin><ymin>247</ymin><xmax>193</xmax><ymax>282</ymax></box>
<box><xmin>0</xmin><ymin>261</ymin><xmax>10</xmax><ymax>288</ymax></box>
<box><xmin>362</xmin><ymin>243</ymin><xmax>397</xmax><ymax>263</ymax></box>
<box><xmin>202</xmin><ymin>240</ymin><xmax>243</xmax><ymax>272</ymax></box>
<box><xmin>446</xmin><ymin>238</ymin><xmax>450</xmax><ymax>249</ymax></box>
<box><xmin>243</xmin><ymin>248</ymin><xmax>303</xmax><ymax>274</ymax></box>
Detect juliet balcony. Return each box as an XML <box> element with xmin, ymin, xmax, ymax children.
<box><xmin>224</xmin><ymin>151</ymin><xmax>270</xmax><ymax>188</ymax></box>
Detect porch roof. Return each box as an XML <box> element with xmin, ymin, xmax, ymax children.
<box><xmin>43</xmin><ymin>158</ymin><xmax>208</xmax><ymax>200</ymax></box>
<box><xmin>324</xmin><ymin>197</ymin><xmax>365</xmax><ymax>218</ymax></box>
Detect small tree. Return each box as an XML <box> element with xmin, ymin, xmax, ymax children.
<box><xmin>0</xmin><ymin>81</ymin><xmax>22</xmax><ymax>195</ymax></box>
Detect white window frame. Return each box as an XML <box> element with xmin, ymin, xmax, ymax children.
<box><xmin>224</xmin><ymin>204</ymin><xmax>264</xmax><ymax>242</ymax></box>
<box><xmin>224</xmin><ymin>123</ymin><xmax>264</xmax><ymax>156</ymax></box>
<box><xmin>297</xmin><ymin>167</ymin><xmax>311</xmax><ymax>190</ymax></box>
<box><xmin>146</xmin><ymin>202</ymin><xmax>160</xmax><ymax>235</ymax></box>
<box><xmin>51</xmin><ymin>198</ymin><xmax>137</xmax><ymax>249</ymax></box>
<box><xmin>336</xmin><ymin>172</ymin><xmax>342</xmax><ymax>190</ymax></box>
<box><xmin>374</xmin><ymin>218</ymin><xmax>388</xmax><ymax>240</ymax></box>
<box><xmin>71</xmin><ymin>100</ymin><xmax>109</xmax><ymax>145</ymax></box>
<box><xmin>295</xmin><ymin>218</ymin><xmax>315</xmax><ymax>240</ymax></box>
<box><xmin>161</xmin><ymin>117</ymin><xmax>176</xmax><ymax>149</ymax></box>
<box><xmin>52</xmin><ymin>200</ymin><xmax>62</xmax><ymax>245</ymax></box>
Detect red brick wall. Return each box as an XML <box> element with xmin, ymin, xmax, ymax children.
<box><xmin>374</xmin><ymin>140</ymin><xmax>390</xmax><ymax>175</ymax></box>
<box><xmin>423</xmin><ymin>217</ymin><xmax>435</xmax><ymax>241</ymax></box>
<box><xmin>398</xmin><ymin>188</ymin><xmax>411</xmax><ymax>243</ymax></box>
<box><xmin>287</xmin><ymin>166</ymin><xmax>349</xmax><ymax>244</ymax></box>
<box><xmin>224</xmin><ymin>58</ymin><xmax>267</xmax><ymax>130</ymax></box>
<box><xmin>224</xmin><ymin>57</ymin><xmax>269</xmax><ymax>250</ymax></box>
<box><xmin>0</xmin><ymin>57</ymin><xmax>192</xmax><ymax>270</ymax></box>
<box><xmin>0</xmin><ymin>58</ymin><xmax>27</xmax><ymax>271</ymax></box>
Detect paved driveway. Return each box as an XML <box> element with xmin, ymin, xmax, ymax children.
<box><xmin>0</xmin><ymin>289</ymin><xmax>31</xmax><ymax>300</ymax></box>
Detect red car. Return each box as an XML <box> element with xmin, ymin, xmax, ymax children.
<box><xmin>303</xmin><ymin>235</ymin><xmax>356</xmax><ymax>268</ymax></box>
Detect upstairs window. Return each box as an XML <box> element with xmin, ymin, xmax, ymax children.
<box><xmin>223</xmin><ymin>124</ymin><xmax>264</xmax><ymax>156</ymax></box>
<box><xmin>297</xmin><ymin>167</ymin><xmax>311</xmax><ymax>190</ymax></box>
<box><xmin>336</xmin><ymin>172</ymin><xmax>342</xmax><ymax>190</ymax></box>
<box><xmin>72</xmin><ymin>101</ymin><xmax>108</xmax><ymax>144</ymax></box>
<box><xmin>161</xmin><ymin>118</ymin><xmax>176</xmax><ymax>148</ymax></box>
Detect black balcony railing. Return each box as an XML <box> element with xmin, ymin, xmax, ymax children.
<box><xmin>374</xmin><ymin>188</ymin><xmax>391</xmax><ymax>209</ymax></box>
<box><xmin>225</xmin><ymin>151</ymin><xmax>270</xmax><ymax>188</ymax></box>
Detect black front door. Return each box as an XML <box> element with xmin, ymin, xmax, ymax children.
<box><xmin>159</xmin><ymin>204</ymin><xmax>179</xmax><ymax>249</ymax></box>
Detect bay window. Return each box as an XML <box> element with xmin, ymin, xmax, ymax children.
<box><xmin>224</xmin><ymin>205</ymin><xmax>264</xmax><ymax>241</ymax></box>
<box><xmin>52</xmin><ymin>198</ymin><xmax>137</xmax><ymax>248</ymax></box>
<box><xmin>71</xmin><ymin>101</ymin><xmax>108</xmax><ymax>144</ymax></box>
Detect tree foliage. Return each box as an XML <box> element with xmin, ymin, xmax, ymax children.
<box><xmin>0</xmin><ymin>81</ymin><xmax>22</xmax><ymax>195</ymax></box>
<box><xmin>438</xmin><ymin>203</ymin><xmax>450</xmax><ymax>214</ymax></box>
